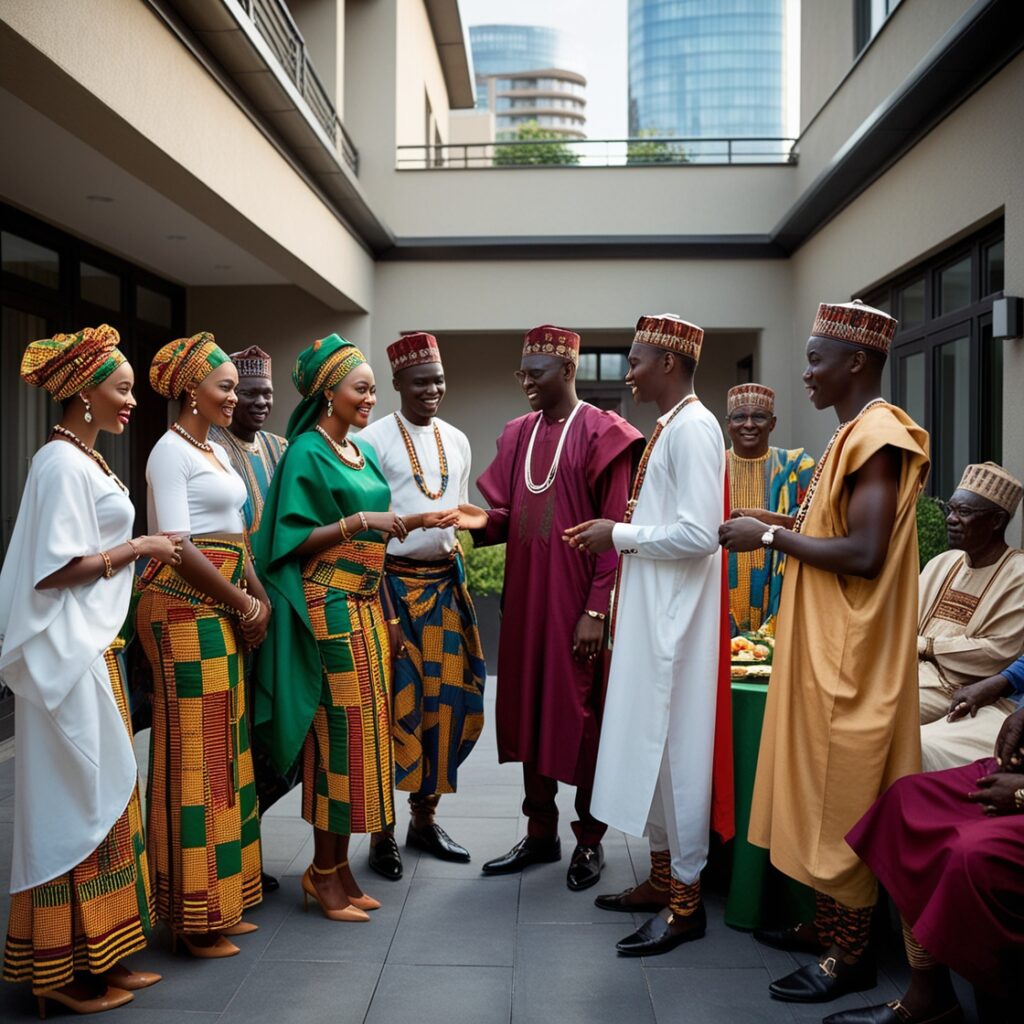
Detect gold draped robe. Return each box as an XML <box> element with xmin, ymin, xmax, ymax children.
<box><xmin>749</xmin><ymin>403</ymin><xmax>930</xmax><ymax>908</ymax></box>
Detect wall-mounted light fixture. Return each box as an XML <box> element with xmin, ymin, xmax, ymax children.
<box><xmin>993</xmin><ymin>296</ymin><xmax>1022</xmax><ymax>340</ymax></box>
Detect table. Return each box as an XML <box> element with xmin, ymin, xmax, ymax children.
<box><xmin>725</xmin><ymin>678</ymin><xmax>815</xmax><ymax>930</ymax></box>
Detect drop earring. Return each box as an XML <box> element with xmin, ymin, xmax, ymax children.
<box><xmin>82</xmin><ymin>395</ymin><xmax>93</xmax><ymax>424</ymax></box>
<box><xmin>190</xmin><ymin>393</ymin><xmax>198</xmax><ymax>416</ymax></box>
<box><xmin>327</xmin><ymin>397</ymin><xmax>334</xmax><ymax>417</ymax></box>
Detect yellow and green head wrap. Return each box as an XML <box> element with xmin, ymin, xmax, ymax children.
<box><xmin>286</xmin><ymin>333</ymin><xmax>367</xmax><ymax>439</ymax></box>
<box><xmin>20</xmin><ymin>324</ymin><xmax>125</xmax><ymax>400</ymax></box>
<box><xmin>149</xmin><ymin>331</ymin><xmax>229</xmax><ymax>399</ymax></box>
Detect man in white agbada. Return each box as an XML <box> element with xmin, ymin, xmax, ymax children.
<box><xmin>564</xmin><ymin>312</ymin><xmax>728</xmax><ymax>957</ymax></box>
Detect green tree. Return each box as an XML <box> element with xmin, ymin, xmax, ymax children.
<box><xmin>626</xmin><ymin>128</ymin><xmax>688</xmax><ymax>165</ymax></box>
<box><xmin>493</xmin><ymin>121</ymin><xmax>579</xmax><ymax>166</ymax></box>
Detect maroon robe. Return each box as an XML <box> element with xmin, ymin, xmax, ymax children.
<box><xmin>846</xmin><ymin>757</ymin><xmax>1024</xmax><ymax>996</ymax></box>
<box><xmin>476</xmin><ymin>403</ymin><xmax>644</xmax><ymax>785</ymax></box>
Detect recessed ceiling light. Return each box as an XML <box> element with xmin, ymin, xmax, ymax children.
<box><xmin>86</xmin><ymin>194</ymin><xmax>114</xmax><ymax>203</ymax></box>
<box><xmin>166</xmin><ymin>234</ymin><xmax>187</xmax><ymax>241</ymax></box>
<box><xmin>213</xmin><ymin>264</ymin><xmax>232</xmax><ymax>270</ymax></box>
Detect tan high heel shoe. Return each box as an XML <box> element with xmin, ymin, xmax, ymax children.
<box><xmin>36</xmin><ymin>985</ymin><xmax>133</xmax><ymax>1019</ymax></box>
<box><xmin>222</xmin><ymin>920</ymin><xmax>259</xmax><ymax>936</ymax></box>
<box><xmin>170</xmin><ymin>931</ymin><xmax>241</xmax><ymax>958</ymax></box>
<box><xmin>301</xmin><ymin>864</ymin><xmax>370</xmax><ymax>922</ymax></box>
<box><xmin>335</xmin><ymin>859</ymin><xmax>381</xmax><ymax>911</ymax></box>
<box><xmin>101</xmin><ymin>963</ymin><xmax>162</xmax><ymax>990</ymax></box>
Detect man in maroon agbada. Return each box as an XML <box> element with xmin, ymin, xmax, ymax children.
<box><xmin>462</xmin><ymin>325</ymin><xmax>643</xmax><ymax>891</ymax></box>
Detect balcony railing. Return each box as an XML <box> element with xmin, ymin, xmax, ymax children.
<box><xmin>397</xmin><ymin>136</ymin><xmax>798</xmax><ymax>170</ymax></box>
<box><xmin>236</xmin><ymin>0</ymin><xmax>358</xmax><ymax>174</ymax></box>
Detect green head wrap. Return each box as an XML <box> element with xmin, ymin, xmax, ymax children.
<box><xmin>285</xmin><ymin>333</ymin><xmax>367</xmax><ymax>440</ymax></box>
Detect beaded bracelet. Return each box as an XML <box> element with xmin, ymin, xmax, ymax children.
<box><xmin>1015</xmin><ymin>787</ymin><xmax>1024</xmax><ymax>811</ymax></box>
<box><xmin>100</xmin><ymin>550</ymin><xmax>114</xmax><ymax>579</ymax></box>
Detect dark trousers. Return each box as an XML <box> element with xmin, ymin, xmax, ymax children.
<box><xmin>522</xmin><ymin>761</ymin><xmax>607</xmax><ymax>847</ymax></box>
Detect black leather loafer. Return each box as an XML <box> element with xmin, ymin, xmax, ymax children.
<box><xmin>260</xmin><ymin>871</ymin><xmax>280</xmax><ymax>893</ymax></box>
<box><xmin>615</xmin><ymin>905</ymin><xmax>707</xmax><ymax>957</ymax></box>
<box><xmin>367</xmin><ymin>833</ymin><xmax>403</xmax><ymax>881</ymax></box>
<box><xmin>481</xmin><ymin>836</ymin><xmax>561</xmax><ymax>875</ymax></box>
<box><xmin>823</xmin><ymin>1001</ymin><xmax>964</xmax><ymax>1024</ymax></box>
<box><xmin>753</xmin><ymin>923</ymin><xmax>828</xmax><ymax>955</ymax></box>
<box><xmin>406</xmin><ymin>822</ymin><xmax>471</xmax><ymax>863</ymax></box>
<box><xmin>595</xmin><ymin>886</ymin><xmax>670</xmax><ymax>914</ymax></box>
<box><xmin>566</xmin><ymin>844</ymin><xmax>604</xmax><ymax>891</ymax></box>
<box><xmin>768</xmin><ymin>956</ymin><xmax>877</xmax><ymax>1003</ymax></box>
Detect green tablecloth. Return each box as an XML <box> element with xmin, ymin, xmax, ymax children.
<box><xmin>725</xmin><ymin>678</ymin><xmax>815</xmax><ymax>930</ymax></box>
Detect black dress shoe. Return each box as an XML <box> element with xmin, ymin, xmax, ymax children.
<box><xmin>615</xmin><ymin>905</ymin><xmax>707</xmax><ymax>957</ymax></box>
<box><xmin>595</xmin><ymin>886</ymin><xmax>670</xmax><ymax>914</ymax></box>
<box><xmin>823</xmin><ymin>1001</ymin><xmax>964</xmax><ymax>1024</ymax></box>
<box><xmin>260</xmin><ymin>871</ymin><xmax>280</xmax><ymax>893</ymax></box>
<box><xmin>481</xmin><ymin>836</ymin><xmax>561</xmax><ymax>875</ymax></box>
<box><xmin>367</xmin><ymin>833</ymin><xmax>403</xmax><ymax>880</ymax></box>
<box><xmin>753</xmin><ymin>923</ymin><xmax>828</xmax><ymax>955</ymax></box>
<box><xmin>566</xmin><ymin>844</ymin><xmax>604</xmax><ymax>891</ymax></box>
<box><xmin>768</xmin><ymin>956</ymin><xmax>877</xmax><ymax>1003</ymax></box>
<box><xmin>406</xmin><ymin>821</ymin><xmax>470</xmax><ymax>862</ymax></box>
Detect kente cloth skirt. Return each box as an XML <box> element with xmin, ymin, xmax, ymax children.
<box><xmin>386</xmin><ymin>553</ymin><xmax>486</xmax><ymax>796</ymax></box>
<box><xmin>301</xmin><ymin>539</ymin><xmax>395</xmax><ymax>836</ymax></box>
<box><xmin>3</xmin><ymin>641</ymin><xmax>153</xmax><ymax>991</ymax></box>
<box><xmin>135</xmin><ymin>536</ymin><xmax>262</xmax><ymax>934</ymax></box>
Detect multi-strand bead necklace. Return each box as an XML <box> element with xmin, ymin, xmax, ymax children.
<box><xmin>50</xmin><ymin>424</ymin><xmax>128</xmax><ymax>493</ymax></box>
<box><xmin>524</xmin><ymin>400</ymin><xmax>588</xmax><ymax>495</ymax></box>
<box><xmin>171</xmin><ymin>421</ymin><xmax>213</xmax><ymax>452</ymax></box>
<box><xmin>315</xmin><ymin>424</ymin><xmax>365</xmax><ymax>470</ymax></box>
<box><xmin>394</xmin><ymin>413</ymin><xmax>448</xmax><ymax>500</ymax></box>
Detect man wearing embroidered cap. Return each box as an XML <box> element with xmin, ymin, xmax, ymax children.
<box><xmin>720</xmin><ymin>300</ymin><xmax>930</xmax><ymax>1004</ymax></box>
<box><xmin>565</xmin><ymin>314</ymin><xmax>734</xmax><ymax>956</ymax></box>
<box><xmin>358</xmin><ymin>333</ymin><xmax>484</xmax><ymax>878</ymax></box>
<box><xmin>459</xmin><ymin>325</ymin><xmax>644</xmax><ymax>891</ymax></box>
<box><xmin>724</xmin><ymin>383</ymin><xmax>815</xmax><ymax>634</ymax></box>
<box><xmin>915</xmin><ymin>462</ymin><xmax>1024</xmax><ymax>771</ymax></box>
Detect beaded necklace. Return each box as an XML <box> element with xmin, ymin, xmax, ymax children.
<box><xmin>525</xmin><ymin>400</ymin><xmax>587</xmax><ymax>495</ymax></box>
<box><xmin>394</xmin><ymin>413</ymin><xmax>448</xmax><ymax>500</ymax></box>
<box><xmin>50</xmin><ymin>424</ymin><xmax>128</xmax><ymax>493</ymax></box>
<box><xmin>792</xmin><ymin>398</ymin><xmax>887</xmax><ymax>534</ymax></box>
<box><xmin>624</xmin><ymin>394</ymin><xmax>699</xmax><ymax>522</ymax></box>
<box><xmin>315</xmin><ymin>424</ymin><xmax>366</xmax><ymax>470</ymax></box>
<box><xmin>171</xmin><ymin>421</ymin><xmax>213</xmax><ymax>453</ymax></box>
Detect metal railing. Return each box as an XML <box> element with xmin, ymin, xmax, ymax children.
<box><xmin>236</xmin><ymin>0</ymin><xmax>358</xmax><ymax>174</ymax></box>
<box><xmin>397</xmin><ymin>136</ymin><xmax>798</xmax><ymax>170</ymax></box>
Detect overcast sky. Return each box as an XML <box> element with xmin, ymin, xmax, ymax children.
<box><xmin>459</xmin><ymin>0</ymin><xmax>630</xmax><ymax>139</ymax></box>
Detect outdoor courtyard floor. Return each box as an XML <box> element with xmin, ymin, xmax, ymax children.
<box><xmin>0</xmin><ymin>688</ymin><xmax>983</xmax><ymax>1023</ymax></box>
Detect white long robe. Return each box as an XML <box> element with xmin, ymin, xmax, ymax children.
<box><xmin>0</xmin><ymin>442</ymin><xmax>137</xmax><ymax>893</ymax></box>
<box><xmin>592</xmin><ymin>400</ymin><xmax>725</xmax><ymax>882</ymax></box>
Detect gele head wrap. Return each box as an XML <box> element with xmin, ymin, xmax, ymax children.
<box><xmin>21</xmin><ymin>324</ymin><xmax>125</xmax><ymax>400</ymax></box>
<box><xmin>150</xmin><ymin>332</ymin><xmax>229</xmax><ymax>399</ymax></box>
<box><xmin>286</xmin><ymin>334</ymin><xmax>367</xmax><ymax>439</ymax></box>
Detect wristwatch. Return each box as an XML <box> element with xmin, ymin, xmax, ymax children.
<box><xmin>761</xmin><ymin>524</ymin><xmax>781</xmax><ymax>547</ymax></box>
<box><xmin>586</xmin><ymin>609</ymin><xmax>607</xmax><ymax>621</ymax></box>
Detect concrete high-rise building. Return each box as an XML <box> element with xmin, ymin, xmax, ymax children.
<box><xmin>628</xmin><ymin>0</ymin><xmax>787</xmax><ymax>144</ymax></box>
<box><xmin>469</xmin><ymin>24</ymin><xmax>586</xmax><ymax>139</ymax></box>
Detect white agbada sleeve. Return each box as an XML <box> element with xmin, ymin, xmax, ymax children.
<box><xmin>0</xmin><ymin>444</ymin><xmax>137</xmax><ymax>892</ymax></box>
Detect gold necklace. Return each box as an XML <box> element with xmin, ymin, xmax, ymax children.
<box><xmin>315</xmin><ymin>424</ymin><xmax>365</xmax><ymax>470</ymax></box>
<box><xmin>395</xmin><ymin>413</ymin><xmax>448</xmax><ymax>500</ymax></box>
<box><xmin>171</xmin><ymin>421</ymin><xmax>213</xmax><ymax>452</ymax></box>
<box><xmin>50</xmin><ymin>424</ymin><xmax>128</xmax><ymax>493</ymax></box>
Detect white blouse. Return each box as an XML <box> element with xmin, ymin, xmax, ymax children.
<box><xmin>146</xmin><ymin>430</ymin><xmax>247</xmax><ymax>536</ymax></box>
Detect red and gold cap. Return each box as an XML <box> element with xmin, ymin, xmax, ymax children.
<box><xmin>957</xmin><ymin>462</ymin><xmax>1023</xmax><ymax>515</ymax></box>
<box><xmin>230</xmin><ymin>345</ymin><xmax>272</xmax><ymax>379</ymax></box>
<box><xmin>633</xmin><ymin>314</ymin><xmax>704</xmax><ymax>363</ymax></box>
<box><xmin>811</xmin><ymin>299</ymin><xmax>897</xmax><ymax>354</ymax></box>
<box><xmin>727</xmin><ymin>383</ymin><xmax>775</xmax><ymax>415</ymax></box>
<box><xmin>387</xmin><ymin>332</ymin><xmax>442</xmax><ymax>374</ymax></box>
<box><xmin>522</xmin><ymin>325</ymin><xmax>580</xmax><ymax>365</ymax></box>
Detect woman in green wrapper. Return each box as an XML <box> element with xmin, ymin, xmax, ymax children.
<box><xmin>253</xmin><ymin>335</ymin><xmax>456</xmax><ymax>920</ymax></box>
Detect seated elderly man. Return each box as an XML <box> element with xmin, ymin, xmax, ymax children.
<box><xmin>917</xmin><ymin>462</ymin><xmax>1024</xmax><ymax>771</ymax></box>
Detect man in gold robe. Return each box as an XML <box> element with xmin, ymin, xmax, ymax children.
<box><xmin>917</xmin><ymin>462</ymin><xmax>1024</xmax><ymax>770</ymax></box>
<box><xmin>720</xmin><ymin>300</ymin><xmax>930</xmax><ymax>1006</ymax></box>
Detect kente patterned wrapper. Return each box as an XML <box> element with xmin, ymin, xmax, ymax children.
<box><xmin>387</xmin><ymin>333</ymin><xmax>442</xmax><ymax>374</ymax></box>
<box><xmin>20</xmin><ymin>324</ymin><xmax>125</xmax><ymax>400</ymax></box>
<box><xmin>386</xmin><ymin>552</ymin><xmax>486</xmax><ymax>796</ymax></box>
<box><xmin>632</xmin><ymin>314</ymin><xmax>704</xmax><ymax>363</ymax></box>
<box><xmin>3</xmin><ymin>641</ymin><xmax>152</xmax><ymax>991</ymax></box>
<box><xmin>522</xmin><ymin>325</ymin><xmax>581</xmax><ymax>365</ymax></box>
<box><xmin>300</xmin><ymin>539</ymin><xmax>394</xmax><ymax>834</ymax></box>
<box><xmin>957</xmin><ymin>461</ymin><xmax>1023</xmax><ymax>515</ymax></box>
<box><xmin>727</xmin><ymin>383</ymin><xmax>775</xmax><ymax>415</ymax></box>
<box><xmin>811</xmin><ymin>299</ymin><xmax>897</xmax><ymax>354</ymax></box>
<box><xmin>230</xmin><ymin>345</ymin><xmax>272</xmax><ymax>379</ymax></box>
<box><xmin>149</xmin><ymin>332</ymin><xmax>229</xmax><ymax>399</ymax></box>
<box><xmin>135</xmin><ymin>537</ymin><xmax>262</xmax><ymax>934</ymax></box>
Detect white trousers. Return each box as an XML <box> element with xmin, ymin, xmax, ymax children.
<box><xmin>644</xmin><ymin>746</ymin><xmax>709</xmax><ymax>886</ymax></box>
<box><xmin>919</xmin><ymin>678</ymin><xmax>1017</xmax><ymax>772</ymax></box>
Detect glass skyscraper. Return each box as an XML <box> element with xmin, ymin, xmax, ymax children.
<box><xmin>469</xmin><ymin>25</ymin><xmax>579</xmax><ymax>107</ymax></box>
<box><xmin>628</xmin><ymin>0</ymin><xmax>785</xmax><ymax>141</ymax></box>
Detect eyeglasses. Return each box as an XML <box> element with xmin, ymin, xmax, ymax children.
<box><xmin>939</xmin><ymin>501</ymin><xmax>994</xmax><ymax>520</ymax></box>
<box><xmin>514</xmin><ymin>368</ymin><xmax>554</xmax><ymax>384</ymax></box>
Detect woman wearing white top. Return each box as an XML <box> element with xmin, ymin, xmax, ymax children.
<box><xmin>136</xmin><ymin>333</ymin><xmax>269</xmax><ymax>959</ymax></box>
<box><xmin>1</xmin><ymin>326</ymin><xmax>179</xmax><ymax>1018</ymax></box>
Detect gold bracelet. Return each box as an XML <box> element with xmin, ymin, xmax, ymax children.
<box><xmin>127</xmin><ymin>538</ymin><xmax>142</xmax><ymax>560</ymax></box>
<box><xmin>386</xmin><ymin>617</ymin><xmax>400</xmax><ymax>625</ymax></box>
<box><xmin>338</xmin><ymin>517</ymin><xmax>351</xmax><ymax>542</ymax></box>
<box><xmin>100</xmin><ymin>550</ymin><xmax>114</xmax><ymax>579</ymax></box>
<box><xmin>239</xmin><ymin>596</ymin><xmax>261</xmax><ymax>623</ymax></box>
<box><xmin>358</xmin><ymin>511</ymin><xmax>368</xmax><ymax>533</ymax></box>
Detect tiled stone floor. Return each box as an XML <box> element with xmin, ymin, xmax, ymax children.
<box><xmin>0</xmin><ymin>689</ymin><xmax>982</xmax><ymax>1023</ymax></box>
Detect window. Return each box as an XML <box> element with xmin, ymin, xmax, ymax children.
<box><xmin>868</xmin><ymin>221</ymin><xmax>1004</xmax><ymax>497</ymax></box>
<box><xmin>854</xmin><ymin>0</ymin><xmax>903</xmax><ymax>55</ymax></box>
<box><xmin>1</xmin><ymin>232</ymin><xmax>60</xmax><ymax>289</ymax></box>
<box><xmin>80</xmin><ymin>262</ymin><xmax>121</xmax><ymax>310</ymax></box>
